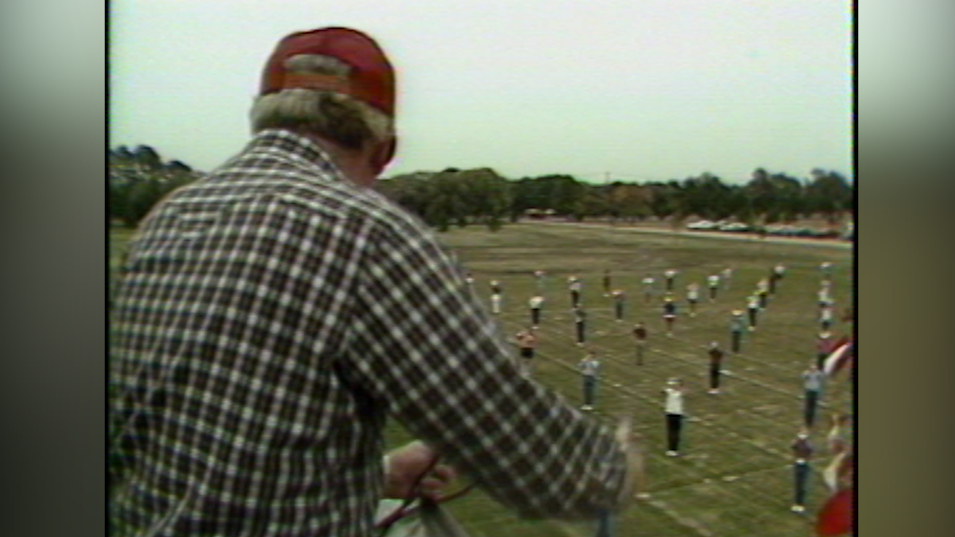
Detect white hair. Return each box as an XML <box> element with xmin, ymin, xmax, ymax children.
<box><xmin>250</xmin><ymin>54</ymin><xmax>394</xmax><ymax>150</ymax></box>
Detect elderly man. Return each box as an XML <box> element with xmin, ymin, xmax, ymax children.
<box><xmin>109</xmin><ymin>27</ymin><xmax>641</xmax><ymax>536</ymax></box>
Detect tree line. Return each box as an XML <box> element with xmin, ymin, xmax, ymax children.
<box><xmin>109</xmin><ymin>145</ymin><xmax>204</xmax><ymax>227</ymax></box>
<box><xmin>377</xmin><ymin>167</ymin><xmax>853</xmax><ymax>232</ymax></box>
<box><xmin>109</xmin><ymin>145</ymin><xmax>853</xmax><ymax>232</ymax></box>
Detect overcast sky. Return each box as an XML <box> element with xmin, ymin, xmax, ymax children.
<box><xmin>110</xmin><ymin>0</ymin><xmax>853</xmax><ymax>184</ymax></box>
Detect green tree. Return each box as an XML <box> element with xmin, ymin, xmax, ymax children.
<box><xmin>646</xmin><ymin>181</ymin><xmax>681</xmax><ymax>221</ymax></box>
<box><xmin>806</xmin><ymin>169</ymin><xmax>854</xmax><ymax>227</ymax></box>
<box><xmin>108</xmin><ymin>144</ymin><xmax>202</xmax><ymax>227</ymax></box>
<box><xmin>607</xmin><ymin>183</ymin><xmax>651</xmax><ymax>223</ymax></box>
<box><xmin>744</xmin><ymin>168</ymin><xmax>774</xmax><ymax>225</ymax></box>
<box><xmin>424</xmin><ymin>169</ymin><xmax>463</xmax><ymax>232</ymax></box>
<box><xmin>572</xmin><ymin>185</ymin><xmax>609</xmax><ymax>222</ymax></box>
<box><xmin>509</xmin><ymin>177</ymin><xmax>552</xmax><ymax>222</ymax></box>
<box><xmin>460</xmin><ymin>168</ymin><xmax>512</xmax><ymax>231</ymax></box>
<box><xmin>540</xmin><ymin>175</ymin><xmax>586</xmax><ymax>217</ymax></box>
<box><xmin>377</xmin><ymin>172</ymin><xmax>434</xmax><ymax>217</ymax></box>
<box><xmin>679</xmin><ymin>173</ymin><xmax>734</xmax><ymax>220</ymax></box>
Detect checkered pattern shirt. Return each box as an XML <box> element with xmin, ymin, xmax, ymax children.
<box><xmin>109</xmin><ymin>130</ymin><xmax>629</xmax><ymax>536</ymax></box>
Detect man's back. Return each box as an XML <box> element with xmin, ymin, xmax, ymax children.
<box><xmin>110</xmin><ymin>130</ymin><xmax>418</xmax><ymax>535</ymax></box>
<box><xmin>110</xmin><ymin>130</ymin><xmax>632</xmax><ymax>536</ymax></box>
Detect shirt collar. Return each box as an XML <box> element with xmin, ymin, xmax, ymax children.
<box><xmin>243</xmin><ymin>129</ymin><xmax>350</xmax><ymax>183</ymax></box>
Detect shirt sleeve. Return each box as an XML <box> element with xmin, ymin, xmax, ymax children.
<box><xmin>342</xmin><ymin>213</ymin><xmax>629</xmax><ymax>519</ymax></box>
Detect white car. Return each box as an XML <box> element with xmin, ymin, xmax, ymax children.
<box><xmin>719</xmin><ymin>222</ymin><xmax>750</xmax><ymax>232</ymax></box>
<box><xmin>766</xmin><ymin>224</ymin><xmax>799</xmax><ymax>236</ymax></box>
<box><xmin>687</xmin><ymin>220</ymin><xmax>717</xmax><ymax>230</ymax></box>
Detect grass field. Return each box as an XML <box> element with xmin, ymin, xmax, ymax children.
<box><xmin>393</xmin><ymin>222</ymin><xmax>854</xmax><ymax>537</ymax></box>
<box><xmin>110</xmin><ymin>220</ymin><xmax>854</xmax><ymax>537</ymax></box>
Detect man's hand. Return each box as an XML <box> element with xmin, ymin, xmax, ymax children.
<box><xmin>383</xmin><ymin>440</ymin><xmax>457</xmax><ymax>500</ymax></box>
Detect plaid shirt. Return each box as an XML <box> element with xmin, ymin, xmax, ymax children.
<box><xmin>109</xmin><ymin>130</ymin><xmax>628</xmax><ymax>536</ymax></box>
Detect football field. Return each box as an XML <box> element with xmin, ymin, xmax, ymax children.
<box><xmin>109</xmin><ymin>220</ymin><xmax>855</xmax><ymax>536</ymax></box>
<box><xmin>387</xmin><ymin>221</ymin><xmax>854</xmax><ymax>537</ymax></box>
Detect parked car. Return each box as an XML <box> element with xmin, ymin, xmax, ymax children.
<box><xmin>792</xmin><ymin>227</ymin><xmax>816</xmax><ymax>237</ymax></box>
<box><xmin>765</xmin><ymin>224</ymin><xmax>800</xmax><ymax>236</ymax></box>
<box><xmin>687</xmin><ymin>220</ymin><xmax>718</xmax><ymax>230</ymax></box>
<box><xmin>719</xmin><ymin>222</ymin><xmax>750</xmax><ymax>232</ymax></box>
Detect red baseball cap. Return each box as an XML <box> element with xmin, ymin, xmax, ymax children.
<box><xmin>259</xmin><ymin>27</ymin><xmax>396</xmax><ymax>117</ymax></box>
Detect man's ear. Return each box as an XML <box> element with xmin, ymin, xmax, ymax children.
<box><xmin>369</xmin><ymin>137</ymin><xmax>397</xmax><ymax>175</ymax></box>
